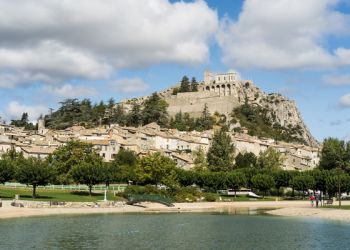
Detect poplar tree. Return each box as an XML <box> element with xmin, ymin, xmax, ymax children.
<box><xmin>207</xmin><ymin>128</ymin><xmax>235</xmax><ymax>171</ymax></box>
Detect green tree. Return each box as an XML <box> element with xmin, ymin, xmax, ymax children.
<box><xmin>272</xmin><ymin>170</ymin><xmax>292</xmax><ymax>195</ymax></box>
<box><xmin>319</xmin><ymin>138</ymin><xmax>349</xmax><ymax>171</ymax></box>
<box><xmin>70</xmin><ymin>162</ymin><xmax>104</xmax><ymax>196</ymax></box>
<box><xmin>258</xmin><ymin>147</ymin><xmax>283</xmax><ymax>170</ymax></box>
<box><xmin>196</xmin><ymin>104</ymin><xmax>213</xmax><ymax>131</ymax></box>
<box><xmin>227</xmin><ymin>172</ymin><xmax>247</xmax><ymax>196</ymax></box>
<box><xmin>179</xmin><ymin>76</ymin><xmax>190</xmax><ymax>93</ymax></box>
<box><xmin>113</xmin><ymin>149</ymin><xmax>138</xmax><ymax>167</ymax></box>
<box><xmin>142</xmin><ymin>93</ymin><xmax>169</xmax><ymax>126</ymax></box>
<box><xmin>207</xmin><ymin>128</ymin><xmax>235</xmax><ymax>172</ymax></box>
<box><xmin>127</xmin><ymin>102</ymin><xmax>142</xmax><ymax>127</ymax></box>
<box><xmin>235</xmin><ymin>152</ymin><xmax>257</xmax><ymax>169</ymax></box>
<box><xmin>0</xmin><ymin>158</ymin><xmax>14</xmax><ymax>185</ymax></box>
<box><xmin>49</xmin><ymin>141</ymin><xmax>103</xmax><ymax>184</ymax></box>
<box><xmin>191</xmin><ymin>77</ymin><xmax>198</xmax><ymax>92</ymax></box>
<box><xmin>251</xmin><ymin>174</ymin><xmax>275</xmax><ymax>197</ymax></box>
<box><xmin>135</xmin><ymin>153</ymin><xmax>178</xmax><ymax>189</ymax></box>
<box><xmin>291</xmin><ymin>174</ymin><xmax>315</xmax><ymax>198</ymax></box>
<box><xmin>193</xmin><ymin>146</ymin><xmax>208</xmax><ymax>171</ymax></box>
<box><xmin>15</xmin><ymin>157</ymin><xmax>56</xmax><ymax>198</ymax></box>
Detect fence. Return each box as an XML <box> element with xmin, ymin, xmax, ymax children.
<box><xmin>3</xmin><ymin>182</ymin><xmax>127</xmax><ymax>193</ymax></box>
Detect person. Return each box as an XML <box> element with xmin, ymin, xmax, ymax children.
<box><xmin>316</xmin><ymin>196</ymin><xmax>319</xmax><ymax>208</ymax></box>
<box><xmin>309</xmin><ymin>195</ymin><xmax>315</xmax><ymax>207</ymax></box>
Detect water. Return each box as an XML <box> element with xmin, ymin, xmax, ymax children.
<box><xmin>0</xmin><ymin>212</ymin><xmax>349</xmax><ymax>250</ymax></box>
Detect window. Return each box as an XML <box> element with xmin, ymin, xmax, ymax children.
<box><xmin>105</xmin><ymin>146</ymin><xmax>107</xmax><ymax>150</ymax></box>
<box><xmin>102</xmin><ymin>153</ymin><xmax>106</xmax><ymax>158</ymax></box>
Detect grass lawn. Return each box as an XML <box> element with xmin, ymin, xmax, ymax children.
<box><xmin>0</xmin><ymin>187</ymin><xmax>126</xmax><ymax>202</ymax></box>
<box><xmin>218</xmin><ymin>195</ymin><xmax>279</xmax><ymax>202</ymax></box>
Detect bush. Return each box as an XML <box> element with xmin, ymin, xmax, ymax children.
<box><xmin>171</xmin><ymin>186</ymin><xmax>201</xmax><ymax>202</ymax></box>
<box><xmin>204</xmin><ymin>193</ymin><xmax>217</xmax><ymax>202</ymax></box>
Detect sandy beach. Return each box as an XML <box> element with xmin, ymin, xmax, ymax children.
<box><xmin>1</xmin><ymin>200</ymin><xmax>350</xmax><ymax>221</ymax></box>
<box><xmin>0</xmin><ymin>200</ymin><xmax>321</xmax><ymax>218</ymax></box>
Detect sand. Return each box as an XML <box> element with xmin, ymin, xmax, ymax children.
<box><xmin>1</xmin><ymin>200</ymin><xmax>350</xmax><ymax>222</ymax></box>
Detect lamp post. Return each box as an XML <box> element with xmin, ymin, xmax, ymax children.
<box><xmin>336</xmin><ymin>167</ymin><xmax>342</xmax><ymax>208</ymax></box>
<box><xmin>104</xmin><ymin>188</ymin><xmax>108</xmax><ymax>202</ymax></box>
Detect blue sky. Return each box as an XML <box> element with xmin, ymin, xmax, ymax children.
<box><xmin>0</xmin><ymin>0</ymin><xmax>349</xmax><ymax>142</ymax></box>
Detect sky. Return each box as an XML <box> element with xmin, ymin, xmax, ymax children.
<box><xmin>0</xmin><ymin>0</ymin><xmax>349</xmax><ymax>142</ymax></box>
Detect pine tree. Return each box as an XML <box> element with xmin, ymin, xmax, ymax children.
<box><xmin>207</xmin><ymin>128</ymin><xmax>235</xmax><ymax>172</ymax></box>
<box><xmin>179</xmin><ymin>76</ymin><xmax>190</xmax><ymax>93</ymax></box>
<box><xmin>142</xmin><ymin>93</ymin><xmax>169</xmax><ymax>126</ymax></box>
<box><xmin>191</xmin><ymin>77</ymin><xmax>198</xmax><ymax>92</ymax></box>
<box><xmin>127</xmin><ymin>102</ymin><xmax>142</xmax><ymax>127</ymax></box>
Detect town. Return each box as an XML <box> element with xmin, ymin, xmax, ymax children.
<box><xmin>0</xmin><ymin>116</ymin><xmax>320</xmax><ymax>171</ymax></box>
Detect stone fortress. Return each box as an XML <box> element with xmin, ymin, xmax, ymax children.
<box><xmin>123</xmin><ymin>70</ymin><xmax>318</xmax><ymax>147</ymax></box>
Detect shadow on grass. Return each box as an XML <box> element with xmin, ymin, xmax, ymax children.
<box><xmin>70</xmin><ymin>191</ymin><xmax>102</xmax><ymax>197</ymax></box>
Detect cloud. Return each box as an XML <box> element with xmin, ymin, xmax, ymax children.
<box><xmin>322</xmin><ymin>74</ymin><xmax>350</xmax><ymax>85</ymax></box>
<box><xmin>109</xmin><ymin>78</ymin><xmax>149</xmax><ymax>93</ymax></box>
<box><xmin>339</xmin><ymin>93</ymin><xmax>350</xmax><ymax>107</ymax></box>
<box><xmin>5</xmin><ymin>101</ymin><xmax>47</xmax><ymax>123</ymax></box>
<box><xmin>0</xmin><ymin>0</ymin><xmax>218</xmax><ymax>87</ymax></box>
<box><xmin>217</xmin><ymin>0</ymin><xmax>350</xmax><ymax>69</ymax></box>
<box><xmin>44</xmin><ymin>84</ymin><xmax>96</xmax><ymax>98</ymax></box>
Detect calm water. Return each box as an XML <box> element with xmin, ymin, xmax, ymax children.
<box><xmin>0</xmin><ymin>212</ymin><xmax>349</xmax><ymax>250</ymax></box>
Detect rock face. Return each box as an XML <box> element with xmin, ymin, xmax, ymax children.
<box><xmin>121</xmin><ymin>71</ymin><xmax>319</xmax><ymax>147</ymax></box>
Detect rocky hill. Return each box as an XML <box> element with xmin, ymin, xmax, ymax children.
<box><xmin>121</xmin><ymin>71</ymin><xmax>318</xmax><ymax>147</ymax></box>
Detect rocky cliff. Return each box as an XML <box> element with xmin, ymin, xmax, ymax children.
<box><xmin>121</xmin><ymin>73</ymin><xmax>319</xmax><ymax>147</ymax></box>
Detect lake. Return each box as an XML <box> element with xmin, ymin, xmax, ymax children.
<box><xmin>0</xmin><ymin>212</ymin><xmax>349</xmax><ymax>249</ymax></box>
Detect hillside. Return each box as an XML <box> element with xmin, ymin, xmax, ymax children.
<box><xmin>121</xmin><ymin>71</ymin><xmax>318</xmax><ymax>147</ymax></box>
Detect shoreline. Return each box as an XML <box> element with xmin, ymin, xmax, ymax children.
<box><xmin>1</xmin><ymin>200</ymin><xmax>350</xmax><ymax>222</ymax></box>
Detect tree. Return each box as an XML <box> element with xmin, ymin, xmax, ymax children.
<box><xmin>127</xmin><ymin>102</ymin><xmax>142</xmax><ymax>127</ymax></box>
<box><xmin>71</xmin><ymin>162</ymin><xmax>104</xmax><ymax>196</ymax></box>
<box><xmin>142</xmin><ymin>93</ymin><xmax>169</xmax><ymax>126</ymax></box>
<box><xmin>191</xmin><ymin>77</ymin><xmax>198</xmax><ymax>92</ymax></box>
<box><xmin>319</xmin><ymin>138</ymin><xmax>349</xmax><ymax>172</ymax></box>
<box><xmin>272</xmin><ymin>170</ymin><xmax>292</xmax><ymax>195</ymax></box>
<box><xmin>113</xmin><ymin>149</ymin><xmax>138</xmax><ymax>167</ymax></box>
<box><xmin>135</xmin><ymin>153</ymin><xmax>178</xmax><ymax>189</ymax></box>
<box><xmin>251</xmin><ymin>174</ymin><xmax>275</xmax><ymax>197</ymax></box>
<box><xmin>291</xmin><ymin>174</ymin><xmax>315</xmax><ymax>198</ymax></box>
<box><xmin>179</xmin><ymin>76</ymin><xmax>190</xmax><ymax>93</ymax></box>
<box><xmin>235</xmin><ymin>152</ymin><xmax>257</xmax><ymax>169</ymax></box>
<box><xmin>196</xmin><ymin>104</ymin><xmax>213</xmax><ymax>131</ymax></box>
<box><xmin>207</xmin><ymin>128</ymin><xmax>235</xmax><ymax>172</ymax></box>
<box><xmin>0</xmin><ymin>158</ymin><xmax>14</xmax><ymax>185</ymax></box>
<box><xmin>49</xmin><ymin>141</ymin><xmax>103</xmax><ymax>184</ymax></box>
<box><xmin>227</xmin><ymin>172</ymin><xmax>247</xmax><ymax>196</ymax></box>
<box><xmin>193</xmin><ymin>146</ymin><xmax>208</xmax><ymax>171</ymax></box>
<box><xmin>258</xmin><ymin>147</ymin><xmax>283</xmax><ymax>170</ymax></box>
<box><xmin>15</xmin><ymin>157</ymin><xmax>55</xmax><ymax>198</ymax></box>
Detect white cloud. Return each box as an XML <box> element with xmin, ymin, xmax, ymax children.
<box><xmin>44</xmin><ymin>84</ymin><xmax>96</xmax><ymax>98</ymax></box>
<box><xmin>339</xmin><ymin>93</ymin><xmax>350</xmax><ymax>107</ymax></box>
<box><xmin>5</xmin><ymin>101</ymin><xmax>47</xmax><ymax>123</ymax></box>
<box><xmin>109</xmin><ymin>78</ymin><xmax>149</xmax><ymax>93</ymax></box>
<box><xmin>217</xmin><ymin>0</ymin><xmax>350</xmax><ymax>69</ymax></box>
<box><xmin>0</xmin><ymin>0</ymin><xmax>218</xmax><ymax>87</ymax></box>
<box><xmin>322</xmin><ymin>74</ymin><xmax>350</xmax><ymax>85</ymax></box>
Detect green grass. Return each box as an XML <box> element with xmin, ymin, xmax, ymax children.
<box><xmin>218</xmin><ymin>195</ymin><xmax>279</xmax><ymax>202</ymax></box>
<box><xmin>0</xmin><ymin>187</ymin><xmax>126</xmax><ymax>202</ymax></box>
<box><xmin>321</xmin><ymin>205</ymin><xmax>350</xmax><ymax>210</ymax></box>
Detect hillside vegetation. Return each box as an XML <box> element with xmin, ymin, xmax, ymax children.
<box><xmin>231</xmin><ymin>101</ymin><xmax>305</xmax><ymax>144</ymax></box>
